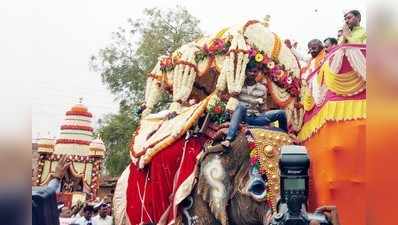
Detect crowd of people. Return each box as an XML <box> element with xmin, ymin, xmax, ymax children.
<box><xmin>59</xmin><ymin>202</ymin><xmax>113</xmax><ymax>225</ymax></box>
<box><xmin>32</xmin><ymin>156</ymin><xmax>114</xmax><ymax>225</ymax></box>
<box><xmin>288</xmin><ymin>9</ymin><xmax>366</xmax><ymax>67</ymax></box>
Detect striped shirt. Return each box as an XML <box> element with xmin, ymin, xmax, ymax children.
<box><xmin>238</xmin><ymin>83</ymin><xmax>267</xmax><ymax>115</ymax></box>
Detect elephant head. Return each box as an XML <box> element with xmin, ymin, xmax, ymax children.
<box><xmin>181</xmin><ymin>133</ymin><xmax>271</xmax><ymax>225</ymax></box>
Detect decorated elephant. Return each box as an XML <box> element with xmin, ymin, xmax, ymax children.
<box><xmin>113</xmin><ymin>18</ymin><xmax>301</xmax><ymax>225</ymax></box>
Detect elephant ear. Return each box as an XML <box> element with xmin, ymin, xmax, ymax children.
<box><xmin>197</xmin><ymin>134</ymin><xmax>249</xmax><ymax>225</ymax></box>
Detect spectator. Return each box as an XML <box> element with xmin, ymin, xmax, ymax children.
<box><xmin>73</xmin><ymin>205</ymin><xmax>96</xmax><ymax>225</ymax></box>
<box><xmin>323</xmin><ymin>37</ymin><xmax>338</xmax><ymax>53</ymax></box>
<box><xmin>341</xmin><ymin>10</ymin><xmax>367</xmax><ymax>43</ymax></box>
<box><xmin>32</xmin><ymin>155</ymin><xmax>71</xmax><ymax>225</ymax></box>
<box><xmin>93</xmin><ymin>203</ymin><xmax>113</xmax><ymax>225</ymax></box>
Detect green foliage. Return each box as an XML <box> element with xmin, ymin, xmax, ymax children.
<box><xmin>91</xmin><ymin>6</ymin><xmax>203</xmax><ymax>176</ymax></box>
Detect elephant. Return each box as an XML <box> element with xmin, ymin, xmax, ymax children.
<box><xmin>175</xmin><ymin>132</ymin><xmax>271</xmax><ymax>225</ymax></box>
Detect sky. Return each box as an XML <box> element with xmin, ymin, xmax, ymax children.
<box><xmin>0</xmin><ymin>0</ymin><xmax>366</xmax><ymax>139</ymax></box>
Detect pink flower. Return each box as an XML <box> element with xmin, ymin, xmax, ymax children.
<box><xmin>250</xmin><ymin>156</ymin><xmax>258</xmax><ymax>166</ymax></box>
<box><xmin>262</xmin><ymin>54</ymin><xmax>271</xmax><ymax>64</ymax></box>
<box><xmin>248</xmin><ymin>48</ymin><xmax>257</xmax><ymax>58</ymax></box>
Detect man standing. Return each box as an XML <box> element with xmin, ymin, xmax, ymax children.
<box><xmin>73</xmin><ymin>205</ymin><xmax>96</xmax><ymax>225</ymax></box>
<box><xmin>341</xmin><ymin>10</ymin><xmax>367</xmax><ymax>44</ymax></box>
<box><xmin>301</xmin><ymin>39</ymin><xmax>325</xmax><ymax>80</ymax></box>
<box><xmin>93</xmin><ymin>203</ymin><xmax>113</xmax><ymax>225</ymax></box>
<box><xmin>323</xmin><ymin>37</ymin><xmax>338</xmax><ymax>53</ymax></box>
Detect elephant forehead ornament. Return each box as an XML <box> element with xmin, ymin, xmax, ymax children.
<box><xmin>249</xmin><ymin>128</ymin><xmax>293</xmax><ymax>212</ymax></box>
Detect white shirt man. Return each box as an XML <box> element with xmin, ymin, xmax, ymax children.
<box><xmin>73</xmin><ymin>216</ymin><xmax>97</xmax><ymax>225</ymax></box>
<box><xmin>72</xmin><ymin>205</ymin><xmax>96</xmax><ymax>225</ymax></box>
<box><xmin>92</xmin><ymin>204</ymin><xmax>113</xmax><ymax>225</ymax></box>
<box><xmin>92</xmin><ymin>214</ymin><xmax>113</xmax><ymax>225</ymax></box>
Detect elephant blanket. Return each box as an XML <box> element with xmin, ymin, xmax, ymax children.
<box><xmin>125</xmin><ymin>135</ymin><xmax>207</xmax><ymax>225</ymax></box>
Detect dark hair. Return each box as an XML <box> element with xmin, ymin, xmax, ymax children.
<box><xmin>324</xmin><ymin>37</ymin><xmax>338</xmax><ymax>45</ymax></box>
<box><xmin>100</xmin><ymin>203</ymin><xmax>109</xmax><ymax>208</ymax></box>
<box><xmin>307</xmin><ymin>39</ymin><xmax>323</xmax><ymax>47</ymax></box>
<box><xmin>345</xmin><ymin>10</ymin><xmax>361</xmax><ymax>21</ymax></box>
<box><xmin>83</xmin><ymin>205</ymin><xmax>94</xmax><ymax>213</ymax></box>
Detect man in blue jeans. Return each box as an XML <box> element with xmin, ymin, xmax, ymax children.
<box><xmin>221</xmin><ymin>67</ymin><xmax>288</xmax><ymax>148</ymax></box>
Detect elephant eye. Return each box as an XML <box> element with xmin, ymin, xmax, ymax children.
<box><xmin>248</xmin><ymin>180</ymin><xmax>266</xmax><ymax>196</ymax></box>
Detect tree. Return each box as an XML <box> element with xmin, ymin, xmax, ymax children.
<box><xmin>91</xmin><ymin>6</ymin><xmax>203</xmax><ymax>176</ymax></box>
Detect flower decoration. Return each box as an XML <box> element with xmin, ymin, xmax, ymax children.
<box><xmin>247</xmin><ymin>46</ymin><xmax>301</xmax><ymax>97</ymax></box>
<box><xmin>267</xmin><ymin>61</ymin><xmax>275</xmax><ymax>69</ymax></box>
<box><xmin>195</xmin><ymin>38</ymin><xmax>231</xmax><ymax>63</ymax></box>
<box><xmin>160</xmin><ymin>57</ymin><xmax>174</xmax><ymax>72</ymax></box>
<box><xmin>207</xmin><ymin>95</ymin><xmax>228</xmax><ymax>124</ymax></box>
<box><xmin>255</xmin><ymin>53</ymin><xmax>264</xmax><ymax>62</ymax></box>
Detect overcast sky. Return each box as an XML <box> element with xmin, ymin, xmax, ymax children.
<box><xmin>0</xmin><ymin>0</ymin><xmax>366</xmax><ymax>139</ymax></box>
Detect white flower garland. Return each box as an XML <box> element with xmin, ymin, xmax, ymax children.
<box><xmin>144</xmin><ymin>60</ymin><xmax>163</xmax><ymax>112</ymax></box>
<box><xmin>218</xmin><ymin>30</ymin><xmax>249</xmax><ymax>94</ymax></box>
<box><xmin>171</xmin><ymin>43</ymin><xmax>198</xmax><ymax>103</ymax></box>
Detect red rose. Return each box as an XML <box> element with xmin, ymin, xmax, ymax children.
<box><xmin>248</xmin><ymin>141</ymin><xmax>256</xmax><ymax>150</ymax></box>
<box><xmin>208</xmin><ymin>44</ymin><xmax>218</xmax><ymax>54</ymax></box>
<box><xmin>214</xmin><ymin>105</ymin><xmax>223</xmax><ymax>114</ymax></box>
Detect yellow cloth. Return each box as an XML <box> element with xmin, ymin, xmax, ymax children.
<box><xmin>298</xmin><ymin>99</ymin><xmax>367</xmax><ymax>141</ymax></box>
<box><xmin>319</xmin><ymin>63</ymin><xmax>366</xmax><ymax>96</ymax></box>
<box><xmin>345</xmin><ymin>26</ymin><xmax>367</xmax><ymax>44</ymax></box>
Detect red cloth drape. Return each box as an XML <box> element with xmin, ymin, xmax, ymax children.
<box><xmin>126</xmin><ymin>136</ymin><xmax>206</xmax><ymax>225</ymax></box>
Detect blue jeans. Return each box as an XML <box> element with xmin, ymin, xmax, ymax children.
<box><xmin>225</xmin><ymin>104</ymin><xmax>288</xmax><ymax>141</ymax></box>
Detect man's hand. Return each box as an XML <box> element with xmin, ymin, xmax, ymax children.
<box><xmin>284</xmin><ymin>39</ymin><xmax>293</xmax><ymax>49</ymax></box>
<box><xmin>314</xmin><ymin>205</ymin><xmax>341</xmax><ymax>225</ymax></box>
<box><xmin>342</xmin><ymin>24</ymin><xmax>351</xmax><ymax>38</ymax></box>
<box><xmin>54</xmin><ymin>155</ymin><xmax>72</xmax><ymax>180</ymax></box>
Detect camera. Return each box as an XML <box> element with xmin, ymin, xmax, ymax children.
<box><xmin>270</xmin><ymin>145</ymin><xmax>331</xmax><ymax>225</ymax></box>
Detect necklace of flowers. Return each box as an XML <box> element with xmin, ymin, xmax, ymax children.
<box><xmin>247</xmin><ymin>46</ymin><xmax>301</xmax><ymax>97</ymax></box>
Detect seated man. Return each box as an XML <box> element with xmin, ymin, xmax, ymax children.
<box><xmin>221</xmin><ymin>68</ymin><xmax>287</xmax><ymax>148</ymax></box>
